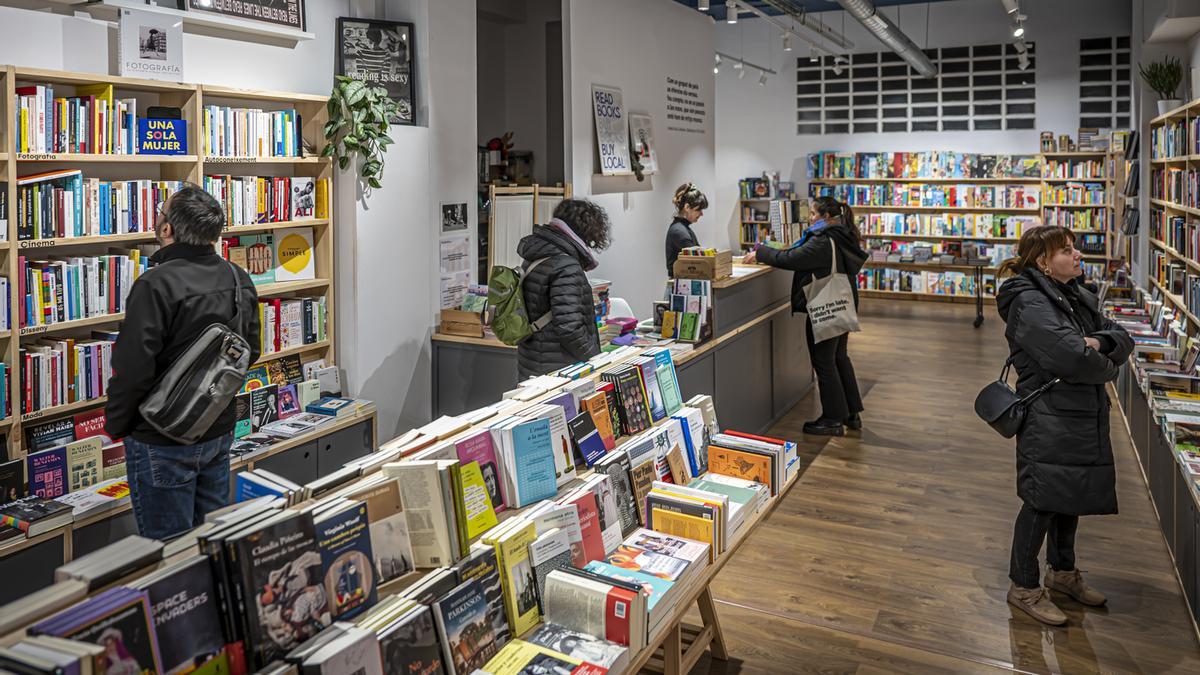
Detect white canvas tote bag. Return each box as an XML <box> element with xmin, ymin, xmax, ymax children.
<box><xmin>803</xmin><ymin>239</ymin><xmax>861</xmax><ymax>343</ymax></box>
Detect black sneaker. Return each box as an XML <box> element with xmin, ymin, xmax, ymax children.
<box><xmin>803</xmin><ymin>419</ymin><xmax>845</xmax><ymax>436</ymax></box>
<box><xmin>845</xmin><ymin>413</ymin><xmax>862</xmax><ymax>431</ymax></box>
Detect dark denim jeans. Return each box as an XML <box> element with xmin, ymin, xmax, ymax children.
<box><xmin>1009</xmin><ymin>502</ymin><xmax>1079</xmax><ymax>588</ymax></box>
<box><xmin>125</xmin><ymin>434</ymin><xmax>232</xmax><ymax>540</ymax></box>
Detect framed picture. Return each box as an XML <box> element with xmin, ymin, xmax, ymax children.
<box><xmin>337</xmin><ymin>17</ymin><xmax>416</xmax><ymax>126</ymax></box>
<box><xmin>187</xmin><ymin>0</ymin><xmax>305</xmax><ymax>31</ymax></box>
<box><xmin>441</xmin><ymin>202</ymin><xmax>468</xmax><ymax>233</ymax></box>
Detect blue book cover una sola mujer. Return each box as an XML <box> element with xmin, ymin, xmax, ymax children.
<box><xmin>316</xmin><ymin>502</ymin><xmax>378</xmax><ymax>621</ymax></box>
<box><xmin>510</xmin><ymin>418</ymin><xmax>558</xmax><ymax>506</ymax></box>
<box><xmin>138</xmin><ymin>118</ymin><xmax>188</xmax><ymax>155</ymax></box>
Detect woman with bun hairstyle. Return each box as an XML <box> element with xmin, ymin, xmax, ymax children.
<box><xmin>665</xmin><ymin>183</ymin><xmax>708</xmax><ymax>277</ymax></box>
<box><xmin>743</xmin><ymin>196</ymin><xmax>868</xmax><ymax>436</ymax></box>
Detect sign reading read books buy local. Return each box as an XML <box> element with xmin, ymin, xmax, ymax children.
<box><xmin>591</xmin><ymin>84</ymin><xmax>631</xmax><ymax>176</ymax></box>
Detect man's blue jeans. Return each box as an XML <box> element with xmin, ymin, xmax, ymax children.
<box><xmin>124</xmin><ymin>434</ymin><xmax>233</xmax><ymax>540</ymax></box>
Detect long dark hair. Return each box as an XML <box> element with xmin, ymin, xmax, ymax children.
<box><xmin>812</xmin><ymin>195</ymin><xmax>860</xmax><ymax>242</ymax></box>
<box><xmin>998</xmin><ymin>225</ymin><xmax>1075</xmax><ymax>277</ymax></box>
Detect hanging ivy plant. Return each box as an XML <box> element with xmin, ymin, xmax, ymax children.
<box><xmin>323</xmin><ymin>76</ymin><xmax>399</xmax><ymax>191</ymax></box>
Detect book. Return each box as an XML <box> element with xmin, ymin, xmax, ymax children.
<box><xmin>580</xmin><ymin>391</ymin><xmax>616</xmax><ymax>451</ymax></box>
<box><xmin>542</xmin><ymin>569</ymin><xmax>645</xmax><ymax>650</ymax></box>
<box><xmin>26</xmin><ymin>445</ymin><xmax>68</xmax><ymax>499</ymax></box>
<box><xmin>277</xmin><ymin>384</ymin><xmax>301</xmax><ymax>419</ymax></box>
<box><xmin>584</xmin><ymin>560</ymin><xmax>674</xmax><ymax>633</ymax></box>
<box><xmin>454</xmin><ymin>429</ymin><xmax>507</xmax><ymax>513</ymax></box>
<box><xmin>314</xmin><ymin>501</ymin><xmax>377</xmax><ymax>621</ymax></box>
<box><xmin>297</xmin><ymin>380</ymin><xmax>321</xmax><ymax>412</ymax></box>
<box><xmin>593</xmin><ymin>451</ymin><xmax>640</xmax><ymax>537</ymax></box>
<box><xmin>55</xmin><ymin>478</ymin><xmax>130</xmax><ymax>520</ymax></box>
<box><xmin>31</xmin><ymin>587</ymin><xmax>165</xmax><ymax>675</ymax></box>
<box><xmin>528</xmin><ymin>528</ymin><xmax>573</xmax><ymax>614</ymax></box>
<box><xmin>381</xmin><ymin>461</ymin><xmax>457</xmax><ymax>567</ymax></box>
<box><xmin>234</xmin><ymin>393</ymin><xmax>254</xmax><ymax>438</ymax></box>
<box><xmin>649</xmin><ymin>507</ymin><xmax>716</xmax><ymax>560</ymax></box>
<box><xmin>486</xmin><ymin>519</ymin><xmax>540</xmax><ymax>637</ymax></box>
<box><xmin>453</xmin><ymin>543</ymin><xmax>513</xmax><ymax>650</ymax></box>
<box><xmin>0</xmin><ymin>458</ymin><xmax>23</xmax><ymax>506</ymax></box>
<box><xmin>72</xmin><ymin>410</ymin><xmax>111</xmax><ymax>444</ymax></box>
<box><xmin>227</xmin><ymin>511</ymin><xmax>329</xmax><ymax>669</ymax></box>
<box><xmin>66</xmin><ymin>437</ymin><xmax>103</xmax><ymax>493</ymax></box>
<box><xmin>132</xmin><ymin>555</ymin><xmax>225</xmax><ymax>674</ymax></box>
<box><xmin>250</xmin><ymin>384</ymin><xmax>280</xmax><ymax>430</ymax></box>
<box><xmin>343</xmin><ymin>478</ymin><xmax>415</xmax><ymax>583</ymax></box>
<box><xmin>377</xmin><ymin>604</ymin><xmax>444</xmax><ymax>675</ymax></box>
<box><xmin>568</xmin><ymin>411</ymin><xmax>608</xmax><ymax>467</ymax></box>
<box><xmin>272</xmin><ymin>227</ymin><xmax>316</xmax><ymax>282</ymax></box>
<box><xmin>306</xmin><ymin>396</ymin><xmax>355</xmax><ymax>418</ymax></box>
<box><xmin>0</xmin><ymin>495</ymin><xmax>73</xmax><ymax>536</ymax></box>
<box><xmin>525</xmin><ymin>623</ymin><xmax>629</xmax><ymax>672</ymax></box>
<box><xmin>665</xmin><ymin>443</ymin><xmax>691</xmax><ymax>485</ymax></box>
<box><xmin>457</xmin><ymin>460</ymin><xmax>499</xmax><ymax>542</ymax></box>
<box><xmin>290</xmin><ymin>179</ymin><xmax>316</xmax><ymax>220</ymax></box>
<box><xmin>235</xmin><ymin>234</ymin><xmax>275</xmax><ymax>285</ymax></box>
<box><xmin>633</xmin><ymin>357</ymin><xmax>667</xmax><ymax>422</ymax></box>
<box><xmin>507</xmin><ymin>417</ymin><xmax>559</xmax><ymax>507</ymax></box>
<box><xmin>298</xmin><ymin>624</ymin><xmax>382</xmax><ymax>675</ymax></box>
<box><xmin>432</xmin><ymin>578</ymin><xmax>499</xmax><ymax>675</ymax></box>
<box><xmin>528</xmin><ymin>502</ymin><xmax>587</xmax><ymax>569</ymax></box>
<box><xmin>707</xmin><ymin>445</ymin><xmax>773</xmax><ymax>489</ymax></box>
<box><xmin>480</xmin><ymin>639</ymin><xmax>607</xmax><ymax>675</ymax></box>
<box><xmin>26</xmin><ymin>418</ymin><xmax>75</xmax><ymax>452</ymax></box>
<box><xmin>560</xmin><ymin>490</ymin><xmax>606</xmax><ymax>565</ymax></box>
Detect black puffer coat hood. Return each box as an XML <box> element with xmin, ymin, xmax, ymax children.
<box><xmin>754</xmin><ymin>220</ymin><xmax>868</xmax><ymax>314</ymax></box>
<box><xmin>995</xmin><ymin>268</ymin><xmax>1134</xmax><ymax>515</ymax></box>
<box><xmin>516</xmin><ymin>225</ymin><xmax>601</xmax><ymax>378</ymax></box>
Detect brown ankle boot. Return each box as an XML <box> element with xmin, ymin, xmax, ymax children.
<box><xmin>1007</xmin><ymin>583</ymin><xmax>1067</xmax><ymax>625</ymax></box>
<box><xmin>1045</xmin><ymin>567</ymin><xmax>1106</xmax><ymax>606</ymax></box>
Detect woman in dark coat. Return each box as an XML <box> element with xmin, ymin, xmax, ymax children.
<box><xmin>995</xmin><ymin>225</ymin><xmax>1133</xmax><ymax>626</ymax></box>
<box><xmin>742</xmin><ymin>196</ymin><xmax>868</xmax><ymax>436</ymax></box>
<box><xmin>665</xmin><ymin>183</ymin><xmax>706</xmax><ymax>277</ymax></box>
<box><xmin>516</xmin><ymin>199</ymin><xmax>612</xmax><ymax>378</ymax></box>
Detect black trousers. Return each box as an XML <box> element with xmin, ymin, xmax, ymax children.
<box><xmin>805</xmin><ymin>319</ymin><xmax>863</xmax><ymax>423</ymax></box>
<box><xmin>1009</xmin><ymin>502</ymin><xmax>1079</xmax><ymax>588</ymax></box>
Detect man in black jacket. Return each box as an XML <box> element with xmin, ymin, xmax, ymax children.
<box><xmin>105</xmin><ymin>185</ymin><xmax>260</xmax><ymax>540</ymax></box>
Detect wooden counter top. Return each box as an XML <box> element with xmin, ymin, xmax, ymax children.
<box><xmin>431</xmin><ymin>331</ymin><xmax>515</xmax><ymax>349</ymax></box>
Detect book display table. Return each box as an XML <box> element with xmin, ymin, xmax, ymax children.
<box><xmin>433</xmin><ymin>266</ymin><xmax>812</xmax><ymax>433</ymax></box>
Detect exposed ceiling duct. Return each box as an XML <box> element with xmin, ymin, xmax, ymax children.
<box><xmin>835</xmin><ymin>0</ymin><xmax>938</xmax><ymax>78</ymax></box>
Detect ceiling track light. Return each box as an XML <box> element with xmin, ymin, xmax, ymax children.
<box><xmin>810</xmin><ymin>46</ymin><xmax>819</xmax><ymax>63</ymax></box>
<box><xmin>783</xmin><ymin>34</ymin><xmax>792</xmax><ymax>51</ymax></box>
<box><xmin>1012</xmin><ymin>23</ymin><xmax>1025</xmax><ymax>38</ymax></box>
<box><xmin>698</xmin><ymin>0</ymin><xmax>710</xmax><ymax>11</ymax></box>
<box><xmin>758</xmin><ymin>71</ymin><xmax>769</xmax><ymax>85</ymax></box>
<box><xmin>726</xmin><ymin>1</ymin><xmax>738</xmax><ymax>24</ymax></box>
<box><xmin>738</xmin><ymin>61</ymin><xmax>747</xmax><ymax>79</ymax></box>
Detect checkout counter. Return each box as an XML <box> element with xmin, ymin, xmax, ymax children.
<box><xmin>431</xmin><ymin>265</ymin><xmax>813</xmax><ymax>434</ymax></box>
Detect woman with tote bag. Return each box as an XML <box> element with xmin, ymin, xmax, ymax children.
<box><xmin>742</xmin><ymin>196</ymin><xmax>868</xmax><ymax>436</ymax></box>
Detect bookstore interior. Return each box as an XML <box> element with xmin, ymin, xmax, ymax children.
<box><xmin>0</xmin><ymin>0</ymin><xmax>1199</xmax><ymax>673</ymax></box>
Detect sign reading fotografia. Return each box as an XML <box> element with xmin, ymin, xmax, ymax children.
<box><xmin>188</xmin><ymin>0</ymin><xmax>305</xmax><ymax>31</ymax></box>
<box><xmin>591</xmin><ymin>84</ymin><xmax>630</xmax><ymax>176</ymax></box>
<box><xmin>337</xmin><ymin>18</ymin><xmax>417</xmax><ymax>126</ymax></box>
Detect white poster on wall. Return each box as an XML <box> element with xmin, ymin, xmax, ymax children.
<box><xmin>628</xmin><ymin>113</ymin><xmax>657</xmax><ymax>174</ymax></box>
<box><xmin>117</xmin><ymin>8</ymin><xmax>184</xmax><ymax>81</ymax></box>
<box><xmin>591</xmin><ymin>84</ymin><xmax>631</xmax><ymax>176</ymax></box>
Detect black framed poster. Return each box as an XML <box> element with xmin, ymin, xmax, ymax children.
<box><xmin>337</xmin><ymin>18</ymin><xmax>416</xmax><ymax>126</ymax></box>
<box><xmin>187</xmin><ymin>0</ymin><xmax>305</xmax><ymax>31</ymax></box>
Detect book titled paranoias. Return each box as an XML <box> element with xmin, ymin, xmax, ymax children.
<box><xmin>31</xmin><ymin>586</ymin><xmax>165</xmax><ymax>675</ymax></box>
<box><xmin>132</xmin><ymin>555</ymin><xmax>225</xmax><ymax>674</ymax></box>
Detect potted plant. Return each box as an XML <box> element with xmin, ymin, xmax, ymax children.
<box><xmin>323</xmin><ymin>76</ymin><xmax>399</xmax><ymax>193</ymax></box>
<box><xmin>1139</xmin><ymin>56</ymin><xmax>1183</xmax><ymax>115</ymax></box>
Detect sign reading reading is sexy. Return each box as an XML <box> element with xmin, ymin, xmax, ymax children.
<box><xmin>591</xmin><ymin>84</ymin><xmax>631</xmax><ymax>176</ymax></box>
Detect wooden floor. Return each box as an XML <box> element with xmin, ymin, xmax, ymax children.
<box><xmin>691</xmin><ymin>300</ymin><xmax>1200</xmax><ymax>674</ymax></box>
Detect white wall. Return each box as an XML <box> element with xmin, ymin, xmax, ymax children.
<box><xmin>565</xmin><ymin>0</ymin><xmax>717</xmax><ymax>317</ymax></box>
<box><xmin>0</xmin><ymin>2</ymin><xmax>346</xmax><ymax>95</ymax></box>
<box><xmin>714</xmin><ymin>0</ymin><xmax>1133</xmax><ymax>249</ymax></box>
<box><xmin>336</xmin><ymin>0</ymin><xmax>478</xmax><ymax>439</ymax></box>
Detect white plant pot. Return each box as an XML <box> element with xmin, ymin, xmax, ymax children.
<box><xmin>1159</xmin><ymin>99</ymin><xmax>1183</xmax><ymax>115</ymax></box>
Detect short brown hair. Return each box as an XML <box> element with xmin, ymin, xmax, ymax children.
<box><xmin>998</xmin><ymin>225</ymin><xmax>1075</xmax><ymax>277</ymax></box>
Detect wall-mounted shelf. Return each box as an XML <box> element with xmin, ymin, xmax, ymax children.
<box><xmin>62</xmin><ymin>0</ymin><xmax>315</xmax><ymax>49</ymax></box>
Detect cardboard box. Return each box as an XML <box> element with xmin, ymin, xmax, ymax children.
<box><xmin>673</xmin><ymin>250</ymin><xmax>733</xmax><ymax>280</ymax></box>
<box><xmin>440</xmin><ymin>309</ymin><xmax>485</xmax><ymax>338</ymax></box>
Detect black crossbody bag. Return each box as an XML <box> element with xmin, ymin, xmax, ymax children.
<box><xmin>138</xmin><ymin>261</ymin><xmax>253</xmax><ymax>444</ymax></box>
<box><xmin>974</xmin><ymin>358</ymin><xmax>1058</xmax><ymax>438</ymax></box>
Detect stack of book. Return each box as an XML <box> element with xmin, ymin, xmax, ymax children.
<box><xmin>204</xmin><ymin>175</ymin><xmax>329</xmax><ymax>226</ymax></box>
<box><xmin>662</xmin><ymin>279</ymin><xmax>711</xmax><ymax>342</ymax></box>
<box><xmin>19</xmin><ymin>250</ymin><xmax>151</xmax><ymax>327</ymax></box>
<box><xmin>16</xmin><ymin>170</ymin><xmax>182</xmax><ymax>240</ymax></box>
<box><xmin>20</xmin><ymin>335</ymin><xmax>115</xmax><ymax>414</ymax></box>
<box><xmin>14</xmin><ymin>83</ymin><xmax>139</xmax><ymax>155</ymax></box>
<box><xmin>258</xmin><ymin>296</ymin><xmax>329</xmax><ymax>356</ymax></box>
<box><xmin>202</xmin><ymin>105</ymin><xmax>302</xmax><ymax>158</ymax></box>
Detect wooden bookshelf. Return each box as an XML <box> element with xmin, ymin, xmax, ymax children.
<box><xmin>808</xmin><ymin>149</ymin><xmax>1125</xmax><ymax>306</ymax></box>
<box><xmin>1146</xmin><ymin>96</ymin><xmax>1200</xmax><ymax>327</ymax></box>
<box><xmin>736</xmin><ymin>196</ymin><xmax>806</xmax><ymax>247</ymax></box>
<box><xmin>1</xmin><ymin>65</ymin><xmax>338</xmax><ymax>459</ymax></box>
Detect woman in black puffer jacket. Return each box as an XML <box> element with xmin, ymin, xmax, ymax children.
<box><xmin>995</xmin><ymin>225</ymin><xmax>1133</xmax><ymax>627</ymax></box>
<box><xmin>516</xmin><ymin>199</ymin><xmax>612</xmax><ymax>378</ymax></box>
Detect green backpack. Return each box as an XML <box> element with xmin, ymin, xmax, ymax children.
<box><xmin>488</xmin><ymin>257</ymin><xmax>552</xmax><ymax>346</ymax></box>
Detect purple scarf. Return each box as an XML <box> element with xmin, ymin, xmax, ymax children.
<box><xmin>549</xmin><ymin>218</ymin><xmax>599</xmax><ymax>271</ymax></box>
